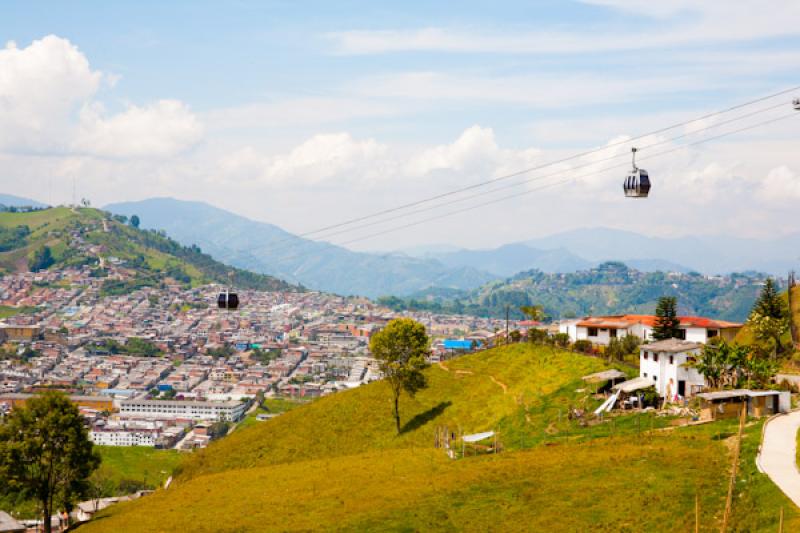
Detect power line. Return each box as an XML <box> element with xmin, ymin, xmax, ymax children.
<box><xmin>282</xmin><ymin>85</ymin><xmax>800</xmax><ymax>242</ymax></box>
<box><xmin>251</xmin><ymin>110</ymin><xmax>798</xmax><ymax>270</ymax></box>
<box><xmin>303</xmin><ymin>100</ymin><xmax>788</xmax><ymax>245</ymax></box>
<box><xmin>329</xmin><ymin>111</ymin><xmax>799</xmax><ymax>249</ymax></box>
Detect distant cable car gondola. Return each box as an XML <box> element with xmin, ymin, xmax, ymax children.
<box><xmin>217</xmin><ymin>289</ymin><xmax>239</xmax><ymax>310</ymax></box>
<box><xmin>623</xmin><ymin>147</ymin><xmax>651</xmax><ymax>198</ymax></box>
<box><xmin>794</xmin><ymin>98</ymin><xmax>800</xmax><ymax>111</ymax></box>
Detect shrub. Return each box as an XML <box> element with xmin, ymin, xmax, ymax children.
<box><xmin>572</xmin><ymin>340</ymin><xmax>592</xmax><ymax>353</ymax></box>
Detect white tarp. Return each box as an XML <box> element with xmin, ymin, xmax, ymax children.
<box><xmin>612</xmin><ymin>377</ymin><xmax>653</xmax><ymax>393</ymax></box>
<box><xmin>462</xmin><ymin>431</ymin><xmax>495</xmax><ymax>443</ymax></box>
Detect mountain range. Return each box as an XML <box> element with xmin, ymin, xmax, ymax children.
<box><xmin>105</xmin><ymin>198</ymin><xmax>494</xmax><ymax>298</ymax></box>
<box><xmin>101</xmin><ymin>197</ymin><xmax>798</xmax><ymax>298</ymax></box>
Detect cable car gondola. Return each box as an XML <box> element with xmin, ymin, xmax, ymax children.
<box><xmin>623</xmin><ymin>147</ymin><xmax>651</xmax><ymax>198</ymax></box>
<box><xmin>793</xmin><ymin>98</ymin><xmax>800</xmax><ymax>111</ymax></box>
<box><xmin>217</xmin><ymin>289</ymin><xmax>239</xmax><ymax>310</ymax></box>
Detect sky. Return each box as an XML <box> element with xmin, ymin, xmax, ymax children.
<box><xmin>1</xmin><ymin>0</ymin><xmax>800</xmax><ymax>251</ymax></box>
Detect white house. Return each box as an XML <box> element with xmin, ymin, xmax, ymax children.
<box><xmin>639</xmin><ymin>339</ymin><xmax>705</xmax><ymax>398</ymax></box>
<box><xmin>566</xmin><ymin>314</ymin><xmax>742</xmax><ymax>346</ymax></box>
<box><xmin>119</xmin><ymin>398</ymin><xmax>247</xmax><ymax>421</ymax></box>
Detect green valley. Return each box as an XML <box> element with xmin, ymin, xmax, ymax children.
<box><xmin>80</xmin><ymin>344</ymin><xmax>796</xmax><ymax>532</ymax></box>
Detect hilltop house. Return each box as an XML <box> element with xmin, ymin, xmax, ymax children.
<box><xmin>639</xmin><ymin>339</ymin><xmax>705</xmax><ymax>399</ymax></box>
<box><xmin>558</xmin><ymin>314</ymin><xmax>742</xmax><ymax>346</ymax></box>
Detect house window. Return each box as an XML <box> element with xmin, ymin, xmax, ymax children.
<box><xmin>643</xmin><ymin>372</ymin><xmax>648</xmax><ymax>377</ymax></box>
<box><xmin>588</xmin><ymin>327</ymin><xmax>598</xmax><ymax>337</ymax></box>
<box><xmin>653</xmin><ymin>375</ymin><xmax>657</xmax><ymax>381</ymax></box>
<box><xmin>677</xmin><ymin>329</ymin><xmax>687</xmax><ymax>340</ymax></box>
<box><xmin>609</xmin><ymin>328</ymin><xmax>617</xmax><ymax>338</ymax></box>
<box><xmin>708</xmin><ymin>329</ymin><xmax>719</xmax><ymax>339</ymax></box>
<box><xmin>643</xmin><ymin>352</ymin><xmax>648</xmax><ymax>360</ymax></box>
<box><xmin>653</xmin><ymin>353</ymin><xmax>659</xmax><ymax>362</ymax></box>
<box><xmin>669</xmin><ymin>356</ymin><xmax>674</xmax><ymax>365</ymax></box>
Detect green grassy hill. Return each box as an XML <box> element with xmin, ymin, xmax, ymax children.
<box><xmin>0</xmin><ymin>207</ymin><xmax>294</xmax><ymax>291</ymax></box>
<box><xmin>386</xmin><ymin>262</ymin><xmax>767</xmax><ymax>322</ymax></box>
<box><xmin>81</xmin><ymin>344</ymin><xmax>799</xmax><ymax>532</ymax></box>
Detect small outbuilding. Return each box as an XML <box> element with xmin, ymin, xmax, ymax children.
<box><xmin>696</xmin><ymin>389</ymin><xmax>790</xmax><ymax>421</ymax></box>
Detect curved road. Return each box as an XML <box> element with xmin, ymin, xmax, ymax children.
<box><xmin>758</xmin><ymin>411</ymin><xmax>800</xmax><ymax>507</ymax></box>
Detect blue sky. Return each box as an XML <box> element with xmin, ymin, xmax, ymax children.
<box><xmin>1</xmin><ymin>1</ymin><xmax>800</xmax><ymax>249</ymax></box>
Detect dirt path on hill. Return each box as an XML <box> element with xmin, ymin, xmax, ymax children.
<box><xmin>489</xmin><ymin>375</ymin><xmax>508</xmax><ymax>394</ymax></box>
<box><xmin>437</xmin><ymin>361</ymin><xmax>449</xmax><ymax>372</ymax></box>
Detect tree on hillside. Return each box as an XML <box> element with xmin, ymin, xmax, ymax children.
<box><xmin>753</xmin><ymin>278</ymin><xmax>786</xmax><ymax>319</ymax></box>
<box><xmin>29</xmin><ymin>245</ymin><xmax>55</xmax><ymax>272</ymax></box>
<box><xmin>520</xmin><ymin>305</ymin><xmax>546</xmax><ymax>322</ymax></box>
<box><xmin>652</xmin><ymin>296</ymin><xmax>680</xmax><ymax>341</ymax></box>
<box><xmin>129</xmin><ymin>214</ymin><xmax>140</xmax><ymax>228</ymax></box>
<box><xmin>691</xmin><ymin>339</ymin><xmax>776</xmax><ymax>390</ymax></box>
<box><xmin>748</xmin><ymin>278</ymin><xmax>789</xmax><ymax>356</ymax></box>
<box><xmin>369</xmin><ymin>318</ymin><xmax>430</xmax><ymax>434</ymax></box>
<box><xmin>0</xmin><ymin>391</ymin><xmax>100</xmax><ymax>533</ymax></box>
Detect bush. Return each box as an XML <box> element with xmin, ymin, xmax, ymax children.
<box><xmin>528</xmin><ymin>328</ymin><xmax>548</xmax><ymax>344</ymax></box>
<box><xmin>572</xmin><ymin>340</ymin><xmax>592</xmax><ymax>354</ymax></box>
<box><xmin>553</xmin><ymin>333</ymin><xmax>570</xmax><ymax>348</ymax></box>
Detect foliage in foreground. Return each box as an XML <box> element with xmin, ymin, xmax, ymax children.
<box><xmin>0</xmin><ymin>391</ymin><xmax>100</xmax><ymax>532</ymax></box>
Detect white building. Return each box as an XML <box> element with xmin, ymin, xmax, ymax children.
<box><xmin>90</xmin><ymin>428</ymin><xmax>159</xmax><ymax>447</ymax></box>
<box><xmin>119</xmin><ymin>398</ymin><xmax>247</xmax><ymax>421</ymax></box>
<box><xmin>639</xmin><ymin>339</ymin><xmax>705</xmax><ymax>398</ymax></box>
<box><xmin>562</xmin><ymin>314</ymin><xmax>742</xmax><ymax>346</ymax></box>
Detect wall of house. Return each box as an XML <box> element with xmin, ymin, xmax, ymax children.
<box><xmin>639</xmin><ymin>349</ymin><xmax>704</xmax><ymax>398</ymax></box>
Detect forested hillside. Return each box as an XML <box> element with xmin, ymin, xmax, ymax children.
<box><xmin>381</xmin><ymin>261</ymin><xmax>772</xmax><ymax>321</ymax></box>
<box><xmin>0</xmin><ymin>207</ymin><xmax>296</xmax><ymax>292</ymax></box>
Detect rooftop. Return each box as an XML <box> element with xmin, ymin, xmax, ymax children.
<box><xmin>641</xmin><ymin>339</ymin><xmax>702</xmax><ymax>353</ymax></box>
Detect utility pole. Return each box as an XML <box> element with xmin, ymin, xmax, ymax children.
<box><xmin>505</xmin><ymin>305</ymin><xmax>510</xmax><ymax>344</ymax></box>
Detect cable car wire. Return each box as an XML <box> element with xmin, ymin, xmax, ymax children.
<box><xmin>270</xmin><ymin>111</ymin><xmax>798</xmax><ymax>258</ymax></box>
<box><xmin>302</xmin><ymin>100</ymin><xmax>788</xmax><ymax>244</ymax></box>
<box><xmin>278</xmin><ymin>85</ymin><xmax>800</xmax><ymax>243</ymax></box>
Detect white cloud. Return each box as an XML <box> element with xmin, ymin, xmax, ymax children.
<box><xmin>328</xmin><ymin>2</ymin><xmax>800</xmax><ymax>55</ymax></box>
<box><xmin>218</xmin><ymin>133</ymin><xmax>390</xmax><ymax>187</ymax></box>
<box><xmin>74</xmin><ymin>100</ymin><xmax>203</xmax><ymax>158</ymax></box>
<box><xmin>0</xmin><ymin>35</ymin><xmax>101</xmax><ymax>152</ymax></box>
<box><xmin>406</xmin><ymin>126</ymin><xmax>541</xmax><ymax>182</ymax></box>
<box><xmin>0</xmin><ymin>35</ymin><xmax>202</xmax><ymax>158</ymax></box>
<box><xmin>756</xmin><ymin>165</ymin><xmax>800</xmax><ymax>206</ymax></box>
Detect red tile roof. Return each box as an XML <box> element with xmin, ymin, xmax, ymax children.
<box><xmin>576</xmin><ymin>314</ymin><xmax>742</xmax><ymax>329</ymax></box>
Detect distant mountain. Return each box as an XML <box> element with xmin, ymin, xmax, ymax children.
<box><xmin>0</xmin><ymin>206</ymin><xmax>293</xmax><ymax>292</ymax></box>
<box><xmin>105</xmin><ymin>198</ymin><xmax>495</xmax><ymax>298</ymax></box>
<box><xmin>524</xmin><ymin>227</ymin><xmax>800</xmax><ymax>276</ymax></box>
<box><xmin>382</xmin><ymin>261</ymin><xmax>770</xmax><ymax>322</ymax></box>
<box><xmin>0</xmin><ymin>193</ymin><xmax>47</xmax><ymax>208</ymax></box>
<box><xmin>433</xmin><ymin>243</ymin><xmax>592</xmax><ymax>277</ymax></box>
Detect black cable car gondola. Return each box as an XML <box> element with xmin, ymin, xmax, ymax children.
<box><xmin>623</xmin><ymin>147</ymin><xmax>650</xmax><ymax>198</ymax></box>
<box><xmin>217</xmin><ymin>289</ymin><xmax>239</xmax><ymax>310</ymax></box>
<box><xmin>794</xmin><ymin>98</ymin><xmax>800</xmax><ymax>111</ymax></box>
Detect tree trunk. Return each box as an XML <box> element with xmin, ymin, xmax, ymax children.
<box><xmin>394</xmin><ymin>393</ymin><xmax>401</xmax><ymax>434</ymax></box>
<box><xmin>43</xmin><ymin>500</ymin><xmax>51</xmax><ymax>533</ymax></box>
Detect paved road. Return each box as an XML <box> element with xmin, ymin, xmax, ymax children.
<box><xmin>758</xmin><ymin>411</ymin><xmax>800</xmax><ymax>507</ymax></box>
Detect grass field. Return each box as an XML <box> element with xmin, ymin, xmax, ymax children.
<box><xmin>78</xmin><ymin>343</ymin><xmax>800</xmax><ymax>531</ymax></box>
<box><xmin>0</xmin><ymin>305</ymin><xmax>37</xmax><ymax>318</ymax></box>
<box><xmin>94</xmin><ymin>446</ymin><xmax>185</xmax><ymax>490</ymax></box>
<box><xmin>235</xmin><ymin>397</ymin><xmax>310</xmax><ymax>431</ymax></box>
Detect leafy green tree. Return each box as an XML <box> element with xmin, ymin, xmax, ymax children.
<box><xmin>652</xmin><ymin>296</ymin><xmax>680</xmax><ymax>340</ymax></box>
<box><xmin>748</xmin><ymin>278</ymin><xmax>789</xmax><ymax>356</ymax></box>
<box><xmin>753</xmin><ymin>278</ymin><xmax>787</xmax><ymax>320</ymax></box>
<box><xmin>520</xmin><ymin>305</ymin><xmax>546</xmax><ymax>322</ymax></box>
<box><xmin>29</xmin><ymin>245</ymin><xmax>55</xmax><ymax>272</ymax></box>
<box><xmin>129</xmin><ymin>214</ymin><xmax>140</xmax><ymax>228</ymax></box>
<box><xmin>0</xmin><ymin>392</ymin><xmax>100</xmax><ymax>533</ymax></box>
<box><xmin>369</xmin><ymin>318</ymin><xmax>430</xmax><ymax>433</ymax></box>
